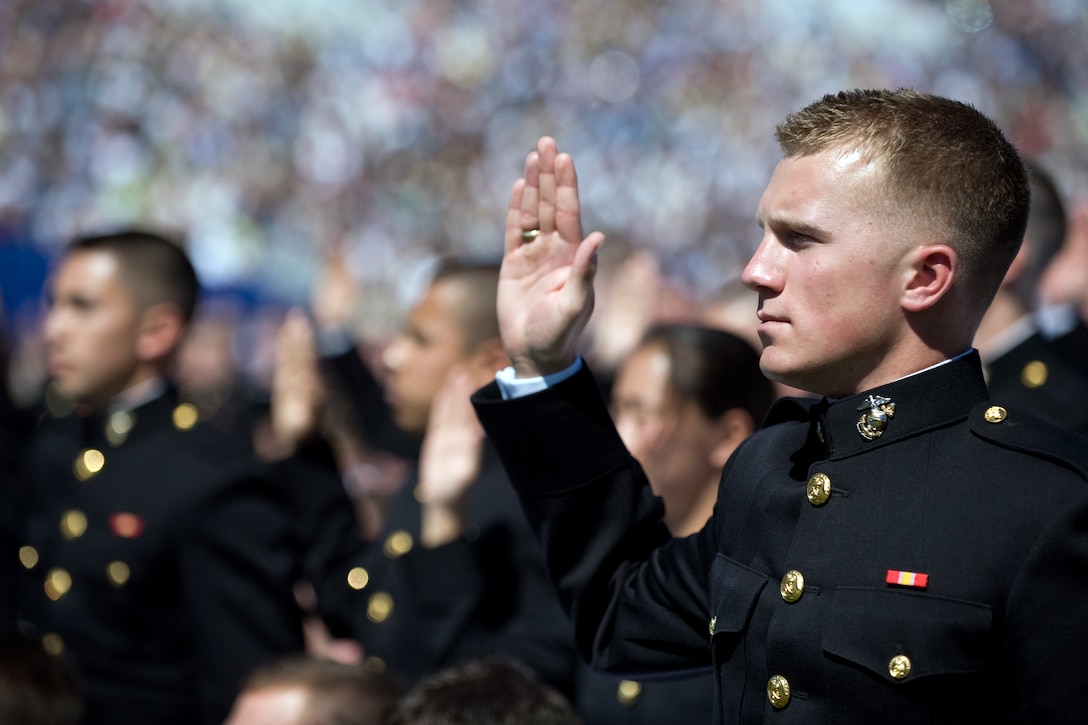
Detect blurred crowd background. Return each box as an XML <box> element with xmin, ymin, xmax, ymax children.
<box><xmin>1</xmin><ymin>0</ymin><xmax>1086</xmax><ymax>403</ymax></box>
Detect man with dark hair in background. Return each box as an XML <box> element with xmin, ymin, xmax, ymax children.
<box><xmin>3</xmin><ymin>230</ymin><xmax>305</xmax><ymax>724</ymax></box>
<box><xmin>297</xmin><ymin>258</ymin><xmax>577</xmax><ymax>697</ymax></box>
<box><xmin>975</xmin><ymin>161</ymin><xmax>1088</xmax><ymax>436</ymax></box>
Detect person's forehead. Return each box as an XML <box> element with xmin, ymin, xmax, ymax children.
<box><xmin>756</xmin><ymin>149</ymin><xmax>883</xmax><ymax>228</ymax></box>
<box><xmin>54</xmin><ymin>249</ymin><xmax>124</xmax><ymax>291</ymax></box>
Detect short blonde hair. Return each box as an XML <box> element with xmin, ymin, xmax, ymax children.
<box><xmin>775</xmin><ymin>89</ymin><xmax>1029</xmax><ymax>316</ymax></box>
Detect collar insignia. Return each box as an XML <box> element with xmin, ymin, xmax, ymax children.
<box><xmin>857</xmin><ymin>394</ymin><xmax>895</xmax><ymax>440</ymax></box>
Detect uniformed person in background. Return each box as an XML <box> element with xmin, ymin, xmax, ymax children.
<box><xmin>471</xmin><ymin>91</ymin><xmax>1088</xmax><ymax>723</ymax></box>
<box><xmin>292</xmin><ymin>259</ymin><xmax>578</xmax><ymax>698</ymax></box>
<box><xmin>975</xmin><ymin>161</ymin><xmax>1088</xmax><ymax>436</ymax></box>
<box><xmin>5</xmin><ymin>230</ymin><xmax>305</xmax><ymax>724</ymax></box>
<box><xmin>575</xmin><ymin>323</ymin><xmax>774</xmax><ymax>724</ymax></box>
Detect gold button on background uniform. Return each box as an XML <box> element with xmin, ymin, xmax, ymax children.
<box><xmin>807</xmin><ymin>473</ymin><xmax>831</xmax><ymax>506</ymax></box>
<box><xmin>384</xmin><ymin>530</ymin><xmax>413</xmax><ymax>558</ymax></box>
<box><xmin>767</xmin><ymin>675</ymin><xmax>791</xmax><ymax>709</ymax></box>
<box><xmin>60</xmin><ymin>510</ymin><xmax>88</xmax><ymax>540</ymax></box>
<box><xmin>19</xmin><ymin>545</ymin><xmax>39</xmax><ymax>569</ymax></box>
<box><xmin>41</xmin><ymin>633</ymin><xmax>65</xmax><ymax>656</ymax></box>
<box><xmin>172</xmin><ymin>403</ymin><xmax>199</xmax><ymax>431</ymax></box>
<box><xmin>617</xmin><ymin>680</ymin><xmax>642</xmax><ymax>706</ymax></box>
<box><xmin>74</xmin><ymin>448</ymin><xmax>105</xmax><ymax>481</ymax></box>
<box><xmin>107</xmin><ymin>561</ymin><xmax>131</xmax><ymax>586</ymax></box>
<box><xmin>984</xmin><ymin>406</ymin><xmax>1007</xmax><ymax>424</ymax></box>
<box><xmin>889</xmin><ymin>654</ymin><xmax>912</xmax><ymax>680</ymax></box>
<box><xmin>347</xmin><ymin>566</ymin><xmax>369</xmax><ymax>590</ymax></box>
<box><xmin>1021</xmin><ymin>360</ymin><xmax>1048</xmax><ymax>389</ymax></box>
<box><xmin>780</xmin><ymin>570</ymin><xmax>805</xmax><ymax>603</ymax></box>
<box><xmin>106</xmin><ymin>410</ymin><xmax>135</xmax><ymax>446</ymax></box>
<box><xmin>367</xmin><ymin>592</ymin><xmax>393</xmax><ymax>623</ymax></box>
<box><xmin>44</xmin><ymin>568</ymin><xmax>72</xmax><ymax>601</ymax></box>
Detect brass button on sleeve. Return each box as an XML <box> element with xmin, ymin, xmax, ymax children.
<box><xmin>984</xmin><ymin>406</ymin><xmax>1007</xmax><ymax>424</ymax></box>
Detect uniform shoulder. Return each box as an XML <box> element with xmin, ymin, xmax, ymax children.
<box><xmin>969</xmin><ymin>401</ymin><xmax>1088</xmax><ymax>479</ymax></box>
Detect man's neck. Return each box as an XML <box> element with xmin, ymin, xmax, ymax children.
<box><xmin>106</xmin><ymin>376</ymin><xmax>168</xmax><ymax>414</ymax></box>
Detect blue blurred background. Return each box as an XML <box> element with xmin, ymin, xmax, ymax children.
<box><xmin>1</xmin><ymin>0</ymin><xmax>1085</xmax><ymax>397</ymax></box>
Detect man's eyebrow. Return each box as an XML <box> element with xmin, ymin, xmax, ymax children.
<box><xmin>755</xmin><ymin>213</ymin><xmax>826</xmax><ymax>239</ymax></box>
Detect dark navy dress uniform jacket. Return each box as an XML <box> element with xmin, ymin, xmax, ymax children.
<box><xmin>472</xmin><ymin>351</ymin><xmax>1088</xmax><ymax>724</ymax></box>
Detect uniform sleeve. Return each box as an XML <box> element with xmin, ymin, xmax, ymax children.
<box><xmin>178</xmin><ymin>468</ymin><xmax>304</xmax><ymax>724</ymax></box>
<box><xmin>1006</xmin><ymin>485</ymin><xmax>1088</xmax><ymax>722</ymax></box>
<box><xmin>472</xmin><ymin>363</ymin><xmax>716</xmax><ymax>677</ymax></box>
<box><xmin>346</xmin><ymin>479</ymin><xmax>579</xmax><ymax>695</ymax></box>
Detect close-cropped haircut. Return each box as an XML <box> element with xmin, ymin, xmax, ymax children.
<box><xmin>430</xmin><ymin>257</ymin><xmax>501</xmax><ymax>351</ymax></box>
<box><xmin>639</xmin><ymin>324</ymin><xmax>775</xmax><ymax>427</ymax></box>
<box><xmin>242</xmin><ymin>656</ymin><xmax>401</xmax><ymax>725</ymax></box>
<box><xmin>386</xmin><ymin>657</ymin><xmax>581</xmax><ymax>725</ymax></box>
<box><xmin>1015</xmin><ymin>161</ymin><xmax>1067</xmax><ymax>305</ymax></box>
<box><xmin>66</xmin><ymin>229</ymin><xmax>200</xmax><ymax>323</ymax></box>
<box><xmin>775</xmin><ymin>89</ymin><xmax>1030</xmax><ymax>316</ymax></box>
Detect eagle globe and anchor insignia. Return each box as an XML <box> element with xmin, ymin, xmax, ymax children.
<box><xmin>857</xmin><ymin>394</ymin><xmax>896</xmax><ymax>440</ymax></box>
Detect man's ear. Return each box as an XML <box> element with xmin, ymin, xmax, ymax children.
<box><xmin>900</xmin><ymin>244</ymin><xmax>957</xmax><ymax>313</ymax></box>
<box><xmin>136</xmin><ymin>303</ymin><xmax>187</xmax><ymax>363</ymax></box>
<box><xmin>709</xmin><ymin>408</ymin><xmax>756</xmax><ymax>469</ymax></box>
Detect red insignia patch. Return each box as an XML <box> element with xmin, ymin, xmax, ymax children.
<box><xmin>110</xmin><ymin>513</ymin><xmax>145</xmax><ymax>539</ymax></box>
<box><xmin>886</xmin><ymin>569</ymin><xmax>928</xmax><ymax>588</ymax></box>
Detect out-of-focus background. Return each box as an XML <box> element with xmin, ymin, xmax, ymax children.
<box><xmin>1</xmin><ymin>0</ymin><xmax>1086</xmax><ymax>400</ymax></box>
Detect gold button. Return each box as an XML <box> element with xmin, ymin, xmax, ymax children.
<box><xmin>60</xmin><ymin>510</ymin><xmax>88</xmax><ymax>541</ymax></box>
<box><xmin>74</xmin><ymin>448</ymin><xmax>105</xmax><ymax>481</ymax></box>
<box><xmin>105</xmin><ymin>410</ymin><xmax>135</xmax><ymax>446</ymax></box>
<box><xmin>889</xmin><ymin>654</ymin><xmax>912</xmax><ymax>680</ymax></box>
<box><xmin>708</xmin><ymin>615</ymin><xmax>717</xmax><ymax>636</ymax></box>
<box><xmin>767</xmin><ymin>675</ymin><xmax>791</xmax><ymax>709</ymax></box>
<box><xmin>41</xmin><ymin>633</ymin><xmax>65</xmax><ymax>656</ymax></box>
<box><xmin>19</xmin><ymin>545</ymin><xmax>39</xmax><ymax>570</ymax></box>
<box><xmin>44</xmin><ymin>568</ymin><xmax>72</xmax><ymax>601</ymax></box>
<box><xmin>106</xmin><ymin>561</ymin><xmax>130</xmax><ymax>586</ymax></box>
<box><xmin>367</xmin><ymin>592</ymin><xmax>393</xmax><ymax>623</ymax></box>
<box><xmin>384</xmin><ymin>530</ymin><xmax>413</xmax><ymax>558</ymax></box>
<box><xmin>806</xmin><ymin>473</ymin><xmax>831</xmax><ymax>506</ymax></box>
<box><xmin>347</xmin><ymin>566</ymin><xmax>369</xmax><ymax>590</ymax></box>
<box><xmin>1021</xmin><ymin>360</ymin><xmax>1048</xmax><ymax>389</ymax></box>
<box><xmin>984</xmin><ymin>406</ymin><xmax>1007</xmax><ymax>424</ymax></box>
<box><xmin>780</xmin><ymin>570</ymin><xmax>805</xmax><ymax>603</ymax></box>
<box><xmin>172</xmin><ymin>403</ymin><xmax>199</xmax><ymax>431</ymax></box>
<box><xmin>616</xmin><ymin>680</ymin><xmax>642</xmax><ymax>706</ymax></box>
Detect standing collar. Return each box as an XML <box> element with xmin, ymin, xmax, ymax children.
<box><xmin>816</xmin><ymin>350</ymin><xmax>989</xmax><ymax>461</ymax></box>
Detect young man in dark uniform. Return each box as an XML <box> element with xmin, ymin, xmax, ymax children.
<box><xmin>6</xmin><ymin>231</ymin><xmax>304</xmax><ymax>724</ymax></box>
<box><xmin>472</xmin><ymin>90</ymin><xmax>1088</xmax><ymax>723</ymax></box>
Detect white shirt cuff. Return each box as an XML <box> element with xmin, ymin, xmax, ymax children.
<box><xmin>495</xmin><ymin>358</ymin><xmax>584</xmax><ymax>400</ymax></box>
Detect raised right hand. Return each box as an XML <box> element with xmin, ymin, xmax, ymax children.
<box><xmin>498</xmin><ymin>136</ymin><xmax>606</xmax><ymax>378</ymax></box>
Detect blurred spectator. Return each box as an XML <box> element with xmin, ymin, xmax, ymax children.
<box><xmin>0</xmin><ymin>629</ymin><xmax>84</xmax><ymax>725</ymax></box>
<box><xmin>224</xmin><ymin>656</ymin><xmax>401</xmax><ymax>725</ymax></box>
<box><xmin>387</xmin><ymin>657</ymin><xmax>582</xmax><ymax>725</ymax></box>
<box><xmin>297</xmin><ymin>258</ymin><xmax>577</xmax><ymax>697</ymax></box>
<box><xmin>576</xmin><ymin>323</ymin><xmax>773</xmax><ymax>724</ymax></box>
<box><xmin>8</xmin><ymin>230</ymin><xmax>305</xmax><ymax>724</ymax></box>
<box><xmin>975</xmin><ymin>162</ymin><xmax>1088</xmax><ymax>436</ymax></box>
